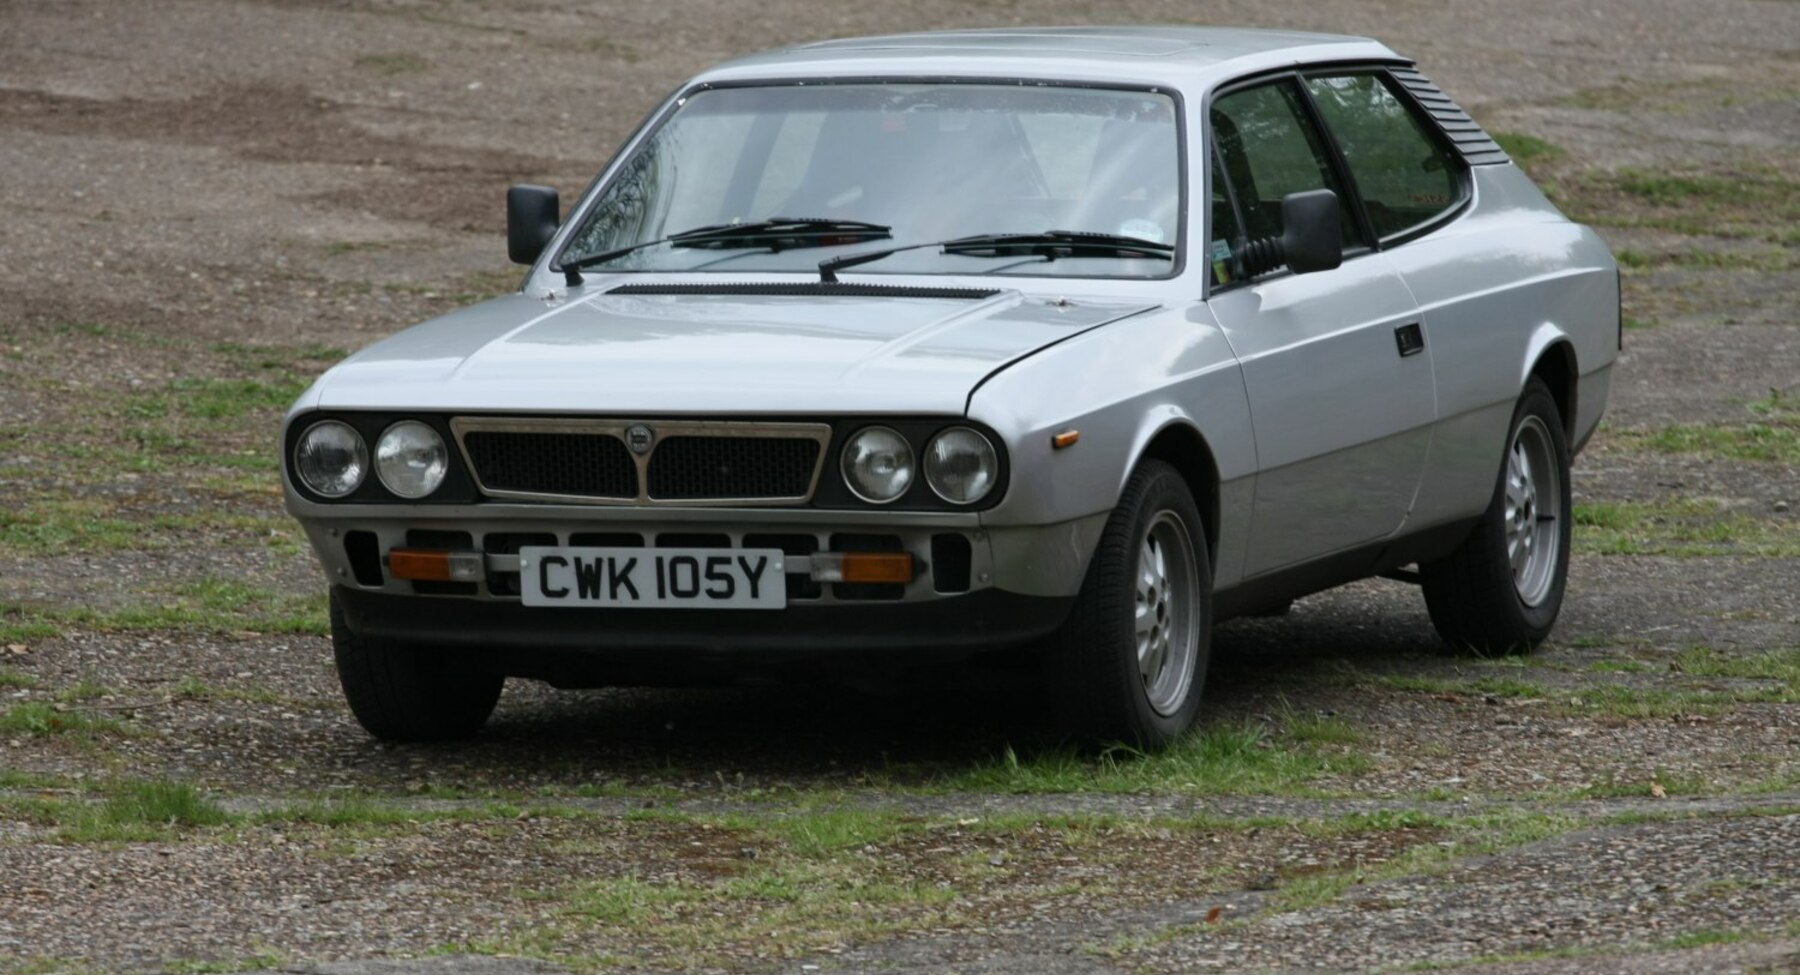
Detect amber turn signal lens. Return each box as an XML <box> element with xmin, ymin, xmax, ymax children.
<box><xmin>839</xmin><ymin>552</ymin><xmax>915</xmax><ymax>584</ymax></box>
<box><xmin>387</xmin><ymin>549</ymin><xmax>483</xmax><ymax>582</ymax></box>
<box><xmin>1051</xmin><ymin>429</ymin><xmax>1081</xmax><ymax>449</ymax></box>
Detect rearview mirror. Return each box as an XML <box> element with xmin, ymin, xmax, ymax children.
<box><xmin>1238</xmin><ymin>189</ymin><xmax>1344</xmax><ymax>278</ymax></box>
<box><xmin>506</xmin><ymin>184</ymin><xmax>561</xmax><ymax>266</ymax></box>
<box><xmin>1278</xmin><ymin>189</ymin><xmax>1343</xmax><ymax>275</ymax></box>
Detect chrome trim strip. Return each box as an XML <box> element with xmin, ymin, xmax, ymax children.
<box><xmin>449</xmin><ymin>417</ymin><xmax>833</xmax><ymax>507</ymax></box>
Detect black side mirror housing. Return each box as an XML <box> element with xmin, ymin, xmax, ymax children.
<box><xmin>1238</xmin><ymin>189</ymin><xmax>1345</xmax><ymax>278</ymax></box>
<box><xmin>506</xmin><ymin>184</ymin><xmax>561</xmax><ymax>266</ymax></box>
<box><xmin>1280</xmin><ymin>189</ymin><xmax>1343</xmax><ymax>274</ymax></box>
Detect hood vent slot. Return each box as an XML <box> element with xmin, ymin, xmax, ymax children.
<box><xmin>606</xmin><ymin>282</ymin><xmax>1000</xmax><ymax>300</ymax></box>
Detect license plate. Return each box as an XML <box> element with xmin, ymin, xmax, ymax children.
<box><xmin>518</xmin><ymin>547</ymin><xmax>786</xmax><ymax>609</ymax></box>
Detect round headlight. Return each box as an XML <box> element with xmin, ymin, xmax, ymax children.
<box><xmin>841</xmin><ymin>426</ymin><xmax>915</xmax><ymax>504</ymax></box>
<box><xmin>924</xmin><ymin>427</ymin><xmax>999</xmax><ymax>504</ymax></box>
<box><xmin>375</xmin><ymin>421</ymin><xmax>448</xmax><ymax>499</ymax></box>
<box><xmin>294</xmin><ymin>420</ymin><xmax>368</xmax><ymax>498</ymax></box>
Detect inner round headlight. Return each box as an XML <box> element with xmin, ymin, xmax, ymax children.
<box><xmin>294</xmin><ymin>420</ymin><xmax>368</xmax><ymax>498</ymax></box>
<box><xmin>924</xmin><ymin>427</ymin><xmax>998</xmax><ymax>504</ymax></box>
<box><xmin>841</xmin><ymin>426</ymin><xmax>915</xmax><ymax>504</ymax></box>
<box><xmin>375</xmin><ymin>420</ymin><xmax>448</xmax><ymax>499</ymax></box>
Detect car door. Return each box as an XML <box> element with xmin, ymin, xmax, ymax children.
<box><xmin>1205</xmin><ymin>76</ymin><xmax>1437</xmax><ymax>577</ymax></box>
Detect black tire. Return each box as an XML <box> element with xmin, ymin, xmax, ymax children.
<box><xmin>1421</xmin><ymin>378</ymin><xmax>1572</xmax><ymax>655</ymax></box>
<box><xmin>1045</xmin><ymin>459</ymin><xmax>1212</xmax><ymax>748</ymax></box>
<box><xmin>330</xmin><ymin>589</ymin><xmax>504</xmax><ymax>741</ymax></box>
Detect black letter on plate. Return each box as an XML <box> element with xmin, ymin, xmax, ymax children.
<box><xmin>540</xmin><ymin>556</ymin><xmax>569</xmax><ymax>599</ymax></box>
<box><xmin>575</xmin><ymin>557</ymin><xmax>603</xmax><ymax>599</ymax></box>
<box><xmin>668</xmin><ymin>556</ymin><xmax>700</xmax><ymax>598</ymax></box>
<box><xmin>704</xmin><ymin>556</ymin><xmax>735</xmax><ymax>599</ymax></box>
<box><xmin>737</xmin><ymin>556</ymin><xmax>767</xmax><ymax>599</ymax></box>
<box><xmin>610</xmin><ymin>558</ymin><xmax>639</xmax><ymax>600</ymax></box>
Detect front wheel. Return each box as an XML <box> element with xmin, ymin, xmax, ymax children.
<box><xmin>330</xmin><ymin>590</ymin><xmax>505</xmax><ymax>741</ymax></box>
<box><xmin>1421</xmin><ymin>378</ymin><xmax>1572</xmax><ymax>654</ymax></box>
<box><xmin>1045</xmin><ymin>459</ymin><xmax>1212</xmax><ymax>748</ymax></box>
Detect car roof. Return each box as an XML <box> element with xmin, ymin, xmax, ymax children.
<box><xmin>694</xmin><ymin>26</ymin><xmax>1401</xmax><ymax>87</ymax></box>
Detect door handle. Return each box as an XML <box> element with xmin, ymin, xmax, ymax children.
<box><xmin>1394</xmin><ymin>322</ymin><xmax>1425</xmax><ymax>358</ymax></box>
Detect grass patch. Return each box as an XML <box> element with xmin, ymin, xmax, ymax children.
<box><xmin>1270</xmin><ymin>812</ymin><xmax>1577</xmax><ymax>913</ymax></box>
<box><xmin>1</xmin><ymin>581</ymin><xmax>328</xmax><ymax>640</ymax></box>
<box><xmin>1674</xmin><ymin>647</ymin><xmax>1800</xmax><ymax>686</ymax></box>
<box><xmin>1374</xmin><ymin>673</ymin><xmax>1548</xmax><ymax>699</ymax></box>
<box><xmin>1580</xmin><ymin>769</ymin><xmax>1709</xmax><ymax>798</ymax></box>
<box><xmin>59</xmin><ymin>781</ymin><xmax>231</xmax><ymax>842</ymax></box>
<box><xmin>1561</xmin><ymin>162</ymin><xmax>1800</xmax><ymax>245</ymax></box>
<box><xmin>355</xmin><ymin>52</ymin><xmax>426</xmax><ymax>74</ymax></box>
<box><xmin>1573</xmin><ymin>499</ymin><xmax>1799</xmax><ymax>557</ymax></box>
<box><xmin>930</xmin><ymin>724</ymin><xmax>1358</xmax><ymax>796</ymax></box>
<box><xmin>1587</xmin><ymin>659</ymin><xmax>1649</xmax><ymax>674</ymax></box>
<box><xmin>0</xmin><ymin>667</ymin><xmax>38</xmax><ymax>689</ymax></box>
<box><xmin>1492</xmin><ymin>130</ymin><xmax>1563</xmax><ymax>167</ymax></box>
<box><xmin>0</xmin><ymin>701</ymin><xmax>126</xmax><ymax>739</ymax></box>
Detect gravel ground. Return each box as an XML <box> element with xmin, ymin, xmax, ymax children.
<box><xmin>1</xmin><ymin>0</ymin><xmax>1796</xmax><ymax>973</ymax></box>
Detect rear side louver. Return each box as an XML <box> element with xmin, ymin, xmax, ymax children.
<box><xmin>1391</xmin><ymin>65</ymin><xmax>1509</xmax><ymax>166</ymax></box>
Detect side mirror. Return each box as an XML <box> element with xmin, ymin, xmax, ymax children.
<box><xmin>1281</xmin><ymin>189</ymin><xmax>1343</xmax><ymax>275</ymax></box>
<box><xmin>506</xmin><ymin>184</ymin><xmax>560</xmax><ymax>266</ymax></box>
<box><xmin>1238</xmin><ymin>189</ymin><xmax>1345</xmax><ymax>278</ymax></box>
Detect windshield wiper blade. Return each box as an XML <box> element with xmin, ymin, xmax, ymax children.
<box><xmin>559</xmin><ymin>218</ymin><xmax>892</xmax><ymax>278</ymax></box>
<box><xmin>819</xmin><ymin>230</ymin><xmax>1172</xmax><ymax>282</ymax></box>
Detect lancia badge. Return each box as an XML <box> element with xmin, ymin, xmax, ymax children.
<box><xmin>624</xmin><ymin>424</ymin><xmax>656</xmax><ymax>455</ymax></box>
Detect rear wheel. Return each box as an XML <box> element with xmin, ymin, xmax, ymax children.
<box><xmin>1421</xmin><ymin>378</ymin><xmax>1572</xmax><ymax>654</ymax></box>
<box><xmin>1045</xmin><ymin>459</ymin><xmax>1211</xmax><ymax>747</ymax></box>
<box><xmin>331</xmin><ymin>590</ymin><xmax>504</xmax><ymax>740</ymax></box>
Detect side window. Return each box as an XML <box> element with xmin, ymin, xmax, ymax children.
<box><xmin>1305</xmin><ymin>73</ymin><xmax>1464</xmax><ymax>240</ymax></box>
<box><xmin>1208</xmin><ymin>150</ymin><xmax>1245</xmax><ymax>287</ymax></box>
<box><xmin>1209</xmin><ymin>80</ymin><xmax>1358</xmax><ymax>251</ymax></box>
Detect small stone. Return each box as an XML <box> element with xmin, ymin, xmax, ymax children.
<box><xmin>1775</xmin><ymin>500</ymin><xmax>1791</xmax><ymax>513</ymax></box>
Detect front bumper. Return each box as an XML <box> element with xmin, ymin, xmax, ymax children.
<box><xmin>333</xmin><ymin>584</ymin><xmax>1071</xmax><ymax>658</ymax></box>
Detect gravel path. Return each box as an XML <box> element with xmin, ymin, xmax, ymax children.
<box><xmin>0</xmin><ymin>0</ymin><xmax>1795</xmax><ymax>972</ymax></box>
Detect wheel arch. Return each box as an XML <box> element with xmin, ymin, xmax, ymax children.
<box><xmin>1525</xmin><ymin>334</ymin><xmax>1579</xmax><ymax>441</ymax></box>
<box><xmin>1134</xmin><ymin>420</ymin><xmax>1221</xmax><ymax>572</ymax></box>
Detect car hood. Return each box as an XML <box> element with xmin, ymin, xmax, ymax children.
<box><xmin>309</xmin><ymin>287</ymin><xmax>1156</xmax><ymax>415</ymax></box>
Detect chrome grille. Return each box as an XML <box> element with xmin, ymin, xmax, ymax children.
<box><xmin>451</xmin><ymin>418</ymin><xmax>832</xmax><ymax>506</ymax></box>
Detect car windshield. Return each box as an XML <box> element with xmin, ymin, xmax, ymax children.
<box><xmin>558</xmin><ymin>83</ymin><xmax>1181</xmax><ymax>278</ymax></box>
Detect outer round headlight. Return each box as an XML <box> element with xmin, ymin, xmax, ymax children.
<box><xmin>924</xmin><ymin>427</ymin><xmax>998</xmax><ymax>504</ymax></box>
<box><xmin>375</xmin><ymin>420</ymin><xmax>448</xmax><ymax>499</ymax></box>
<box><xmin>294</xmin><ymin>420</ymin><xmax>368</xmax><ymax>498</ymax></box>
<box><xmin>841</xmin><ymin>426</ymin><xmax>915</xmax><ymax>504</ymax></box>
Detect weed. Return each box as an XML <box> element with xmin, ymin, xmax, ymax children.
<box><xmin>0</xmin><ymin>702</ymin><xmax>125</xmax><ymax>739</ymax></box>
<box><xmin>0</xmin><ymin>668</ymin><xmax>38</xmax><ymax>689</ymax></box>
<box><xmin>355</xmin><ymin>52</ymin><xmax>426</xmax><ymax>74</ymax></box>
<box><xmin>1492</xmin><ymin>130</ymin><xmax>1563</xmax><ymax>166</ymax></box>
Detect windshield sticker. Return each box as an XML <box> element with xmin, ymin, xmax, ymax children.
<box><xmin>1119</xmin><ymin>218</ymin><xmax>1165</xmax><ymax>243</ymax></box>
<box><xmin>1211</xmin><ymin>239</ymin><xmax>1234</xmax><ymax>285</ymax></box>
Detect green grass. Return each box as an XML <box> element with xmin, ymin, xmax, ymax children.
<box><xmin>355</xmin><ymin>52</ymin><xmax>426</xmax><ymax>74</ymax></box>
<box><xmin>0</xmin><ymin>701</ymin><xmax>127</xmax><ymax>739</ymax></box>
<box><xmin>1573</xmin><ymin>499</ymin><xmax>1799</xmax><ymax>557</ymax></box>
<box><xmin>0</xmin><ymin>667</ymin><xmax>38</xmax><ymax>689</ymax></box>
<box><xmin>1580</xmin><ymin>769</ymin><xmax>1709</xmax><ymax>798</ymax></box>
<box><xmin>1374</xmin><ymin>673</ymin><xmax>1548</xmax><ymax>699</ymax></box>
<box><xmin>0</xmin><ymin>579</ymin><xmax>329</xmax><ymax>642</ymax></box>
<box><xmin>56</xmin><ymin>677</ymin><xmax>112</xmax><ymax>703</ymax></box>
<box><xmin>1492</xmin><ymin>130</ymin><xmax>1564</xmax><ymax>166</ymax></box>
<box><xmin>929</xmin><ymin>724</ymin><xmax>1360</xmax><ymax>796</ymax></box>
<box><xmin>58</xmin><ymin>781</ymin><xmax>231</xmax><ymax>842</ymax></box>
<box><xmin>1562</xmin><ymin>162</ymin><xmax>1800</xmax><ymax>245</ymax></box>
<box><xmin>1587</xmin><ymin>659</ymin><xmax>1649</xmax><ymax>674</ymax></box>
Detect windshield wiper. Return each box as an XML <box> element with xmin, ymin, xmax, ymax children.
<box><xmin>818</xmin><ymin>230</ymin><xmax>1173</xmax><ymax>283</ymax></box>
<box><xmin>557</xmin><ymin>218</ymin><xmax>892</xmax><ymax>283</ymax></box>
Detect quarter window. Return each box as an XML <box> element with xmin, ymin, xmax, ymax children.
<box><xmin>1305</xmin><ymin>73</ymin><xmax>1464</xmax><ymax>240</ymax></box>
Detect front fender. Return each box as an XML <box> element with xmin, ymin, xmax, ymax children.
<box><xmin>970</xmin><ymin>303</ymin><xmax>1254</xmax><ymax>596</ymax></box>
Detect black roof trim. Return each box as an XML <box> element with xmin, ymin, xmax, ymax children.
<box><xmin>1391</xmin><ymin>65</ymin><xmax>1509</xmax><ymax>166</ymax></box>
<box><xmin>606</xmin><ymin>282</ymin><xmax>1002</xmax><ymax>299</ymax></box>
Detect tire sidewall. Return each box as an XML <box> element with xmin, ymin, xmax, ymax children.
<box><xmin>1498</xmin><ymin>382</ymin><xmax>1573</xmax><ymax>637</ymax></box>
<box><xmin>1109</xmin><ymin>464</ymin><xmax>1212</xmax><ymax>744</ymax></box>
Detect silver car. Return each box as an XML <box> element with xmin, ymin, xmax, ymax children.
<box><xmin>283</xmin><ymin>27</ymin><xmax>1618</xmax><ymax>746</ymax></box>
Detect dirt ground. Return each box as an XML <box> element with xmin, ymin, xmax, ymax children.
<box><xmin>0</xmin><ymin>1</ymin><xmax>1796</xmax><ymax>973</ymax></box>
